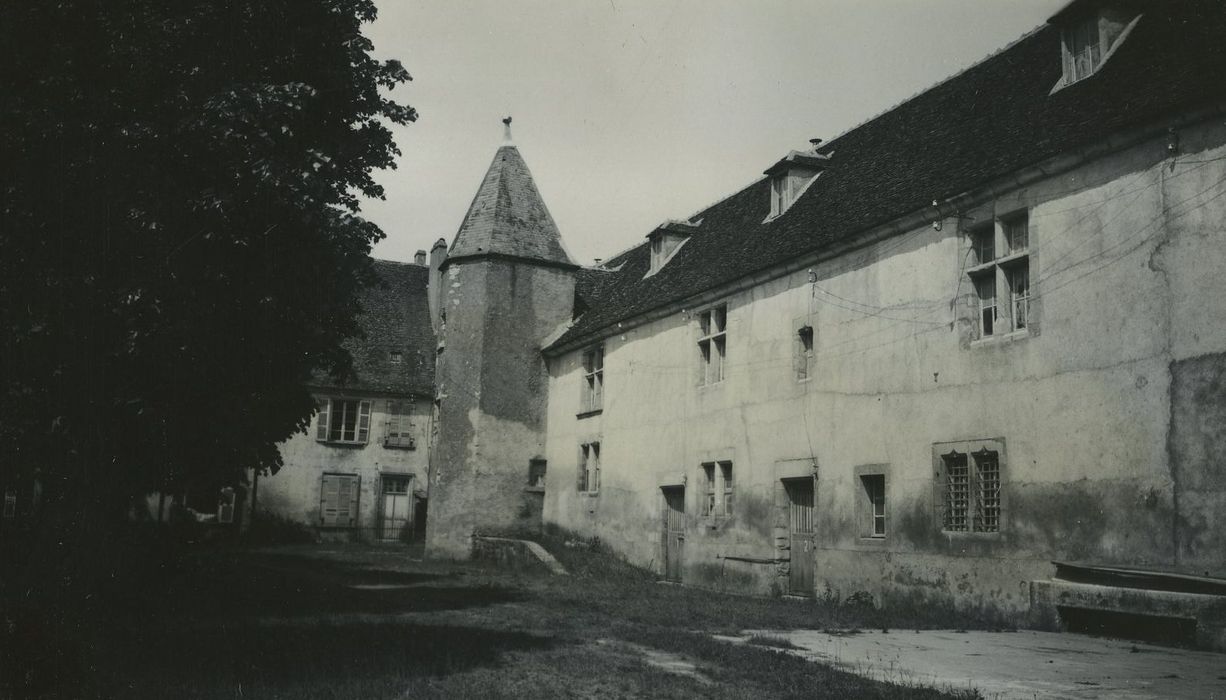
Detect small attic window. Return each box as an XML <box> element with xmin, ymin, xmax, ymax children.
<box><xmin>1052</xmin><ymin>4</ymin><xmax>1141</xmax><ymax>91</ymax></box>
<box><xmin>769</xmin><ymin>173</ymin><xmax>816</xmax><ymax>219</ymax></box>
<box><xmin>763</xmin><ymin>142</ymin><xmax>828</xmax><ymax>222</ymax></box>
<box><xmin>645</xmin><ymin>219</ymin><xmax>699</xmax><ymax>277</ymax></box>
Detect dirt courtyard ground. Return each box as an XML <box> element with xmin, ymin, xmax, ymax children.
<box><xmin>3</xmin><ymin>539</ymin><xmax>1223</xmax><ymax>699</ymax></box>
<box><xmin>719</xmin><ymin>628</ymin><xmax>1226</xmax><ymax>699</ymax></box>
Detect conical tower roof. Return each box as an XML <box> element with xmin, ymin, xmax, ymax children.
<box><xmin>449</xmin><ymin>134</ymin><xmax>574</xmax><ymax>267</ymax></box>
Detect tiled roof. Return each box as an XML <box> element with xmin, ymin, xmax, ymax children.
<box><xmin>313</xmin><ymin>259</ymin><xmax>435</xmax><ymax>396</ymax></box>
<box><xmin>449</xmin><ymin>144</ymin><xmax>574</xmax><ymax>267</ymax></box>
<box><xmin>546</xmin><ymin>0</ymin><xmax>1226</xmax><ymax>353</ymax></box>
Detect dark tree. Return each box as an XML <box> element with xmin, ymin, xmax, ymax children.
<box><xmin>0</xmin><ymin>1</ymin><xmax>414</xmax><ymax>577</ymax></box>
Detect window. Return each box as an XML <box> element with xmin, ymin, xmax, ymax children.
<box><xmin>1055</xmin><ymin>8</ymin><xmax>1140</xmax><ymax>90</ymax></box>
<box><xmin>1066</xmin><ymin>15</ymin><xmax>1101</xmax><ymax>83</ymax></box>
<box><xmin>389</xmin><ymin>351</ymin><xmax>403</xmax><ymax>364</ymax></box>
<box><xmin>859</xmin><ymin>474</ymin><xmax>886</xmax><ymax>539</ymax></box>
<box><xmin>796</xmin><ymin>325</ymin><xmax>815</xmax><ymax>381</ymax></box>
<box><xmin>768</xmin><ymin>171</ymin><xmax>819</xmax><ymax>219</ymax></box>
<box><xmin>384</xmin><ymin>400</ymin><xmax>415</xmax><ymax>449</ymax></box>
<box><xmin>528</xmin><ymin>459</ymin><xmax>547</xmax><ymax>488</ymax></box>
<box><xmin>217</xmin><ymin>488</ymin><xmax>236</xmax><ymax>524</ymax></box>
<box><xmin>700</xmin><ymin>461</ymin><xmax>734</xmax><ymax>517</ymax></box>
<box><xmin>697</xmin><ymin>305</ymin><xmax>727</xmax><ymax>385</ymax></box>
<box><xmin>580</xmin><ymin>346</ymin><xmax>604</xmax><ymax>414</ymax></box>
<box><xmin>316</xmin><ymin>398</ymin><xmax>372</xmax><ymax>444</ymax></box>
<box><xmin>2</xmin><ymin>489</ymin><xmax>15</xmax><ymax>519</ymax></box>
<box><xmin>578</xmin><ymin>442</ymin><xmax>600</xmax><ymax>493</ymax></box>
<box><xmin>936</xmin><ymin>441</ymin><xmax>1004</xmax><ymax>534</ymax></box>
<box><xmin>319</xmin><ymin>473</ymin><xmax>360</xmax><ymax>527</ymax></box>
<box><xmin>966</xmin><ymin>212</ymin><xmax>1031</xmax><ymax>339</ymax></box>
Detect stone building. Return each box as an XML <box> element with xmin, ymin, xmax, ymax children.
<box><xmin>255</xmin><ymin>0</ymin><xmax>1226</xmax><ymax>642</ymax></box>
<box><xmin>421</xmin><ymin>0</ymin><xmax>1226</xmax><ymax>644</ymax></box>
<box><xmin>254</xmin><ymin>259</ymin><xmax>436</xmax><ymax>541</ymax></box>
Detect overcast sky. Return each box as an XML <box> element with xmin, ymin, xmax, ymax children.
<box><xmin>362</xmin><ymin>0</ymin><xmax>1068</xmax><ymax>265</ymax></box>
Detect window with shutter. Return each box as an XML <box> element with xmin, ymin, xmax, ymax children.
<box><xmin>384</xmin><ymin>400</ymin><xmax>415</xmax><ymax>449</ymax></box>
<box><xmin>319</xmin><ymin>399</ymin><xmax>371</xmax><ymax>444</ymax></box>
<box><xmin>320</xmin><ymin>473</ymin><xmax>360</xmax><ymax>527</ymax></box>
<box><xmin>315</xmin><ymin>399</ymin><xmax>330</xmax><ymax>441</ymax></box>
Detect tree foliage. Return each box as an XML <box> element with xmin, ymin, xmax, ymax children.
<box><xmin>0</xmin><ymin>1</ymin><xmax>414</xmax><ymax>520</ymax></box>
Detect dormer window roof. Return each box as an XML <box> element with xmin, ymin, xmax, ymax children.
<box><xmin>645</xmin><ymin>219</ymin><xmax>699</xmax><ymax>277</ymax></box>
<box><xmin>1048</xmin><ymin>1</ymin><xmax>1142</xmax><ymax>91</ymax></box>
<box><xmin>763</xmin><ymin>141</ymin><xmax>829</xmax><ymax>221</ymax></box>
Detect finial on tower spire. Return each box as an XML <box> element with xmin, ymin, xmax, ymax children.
<box><xmin>502</xmin><ymin>116</ymin><xmax>513</xmax><ymax>143</ymax></box>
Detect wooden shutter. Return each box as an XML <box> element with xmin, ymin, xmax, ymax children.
<box><xmin>320</xmin><ymin>474</ymin><xmax>341</xmax><ymax>525</ymax></box>
<box><xmin>577</xmin><ymin>446</ymin><xmax>588</xmax><ymax>492</ymax></box>
<box><xmin>357</xmin><ymin>401</ymin><xmax>371</xmax><ymax>443</ymax></box>
<box><xmin>315</xmin><ymin>399</ymin><xmax>330</xmax><ymax>441</ymax></box>
<box><xmin>321</xmin><ymin>474</ymin><xmax>360</xmax><ymax>527</ymax></box>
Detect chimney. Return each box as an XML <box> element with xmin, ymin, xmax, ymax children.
<box><xmin>428</xmin><ymin>238</ymin><xmax>448</xmax><ymax>334</ymax></box>
<box><xmin>414</xmin><ymin>249</ymin><xmax>427</xmax><ymax>266</ymax></box>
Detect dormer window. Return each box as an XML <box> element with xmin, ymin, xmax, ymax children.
<box><xmin>763</xmin><ymin>141</ymin><xmax>829</xmax><ymax>221</ymax></box>
<box><xmin>645</xmin><ymin>219</ymin><xmax>699</xmax><ymax>277</ymax></box>
<box><xmin>1050</xmin><ymin>3</ymin><xmax>1141</xmax><ymax>91</ymax></box>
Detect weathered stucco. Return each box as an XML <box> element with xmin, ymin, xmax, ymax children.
<box><xmin>543</xmin><ymin>119</ymin><xmax>1226</xmax><ymax>617</ymax></box>
<box><xmin>426</xmin><ymin>259</ymin><xmax>576</xmax><ymax>558</ymax></box>
<box><xmin>256</xmin><ymin>394</ymin><xmax>431</xmax><ymax>540</ymax></box>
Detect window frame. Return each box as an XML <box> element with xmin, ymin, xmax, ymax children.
<box><xmin>697</xmin><ymin>304</ymin><xmax>728</xmax><ymax>386</ymax></box>
<box><xmin>319</xmin><ymin>472</ymin><xmax>360</xmax><ymax>528</ymax></box>
<box><xmin>316</xmin><ymin>398</ymin><xmax>372</xmax><ymax>445</ymax></box>
<box><xmin>854</xmin><ymin>465</ymin><xmax>889</xmax><ymax>542</ymax></box>
<box><xmin>933</xmin><ymin>439</ymin><xmax>1006</xmax><ymax>536</ymax></box>
<box><xmin>700</xmin><ymin>460</ymin><xmax>734</xmax><ymax>519</ymax></box>
<box><xmin>579</xmin><ymin>345</ymin><xmax>605</xmax><ymax>416</ymax></box>
<box><xmin>965</xmin><ymin>212</ymin><xmax>1032</xmax><ymax>342</ymax></box>
<box><xmin>384</xmin><ymin>399</ymin><xmax>416</xmax><ymax>449</ymax></box>
<box><xmin>795</xmin><ymin>323</ymin><xmax>815</xmax><ymax>382</ymax></box>
<box><xmin>578</xmin><ymin>442</ymin><xmax>601</xmax><ymax>494</ymax></box>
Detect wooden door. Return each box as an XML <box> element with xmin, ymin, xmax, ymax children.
<box><xmin>380</xmin><ymin>476</ymin><xmax>412</xmax><ymax>541</ymax></box>
<box><xmin>662</xmin><ymin>486</ymin><xmax>685</xmax><ymax>582</ymax></box>
<box><xmin>785</xmin><ymin>478</ymin><xmax>815</xmax><ymax>595</ymax></box>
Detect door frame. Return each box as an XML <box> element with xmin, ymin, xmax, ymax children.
<box><xmin>660</xmin><ymin>485</ymin><xmax>685</xmax><ymax>582</ymax></box>
<box><xmin>378</xmin><ymin>473</ymin><xmax>414</xmax><ymax>541</ymax></box>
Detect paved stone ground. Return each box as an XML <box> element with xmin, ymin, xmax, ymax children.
<box><xmin>718</xmin><ymin>629</ymin><xmax>1226</xmax><ymax>699</ymax></box>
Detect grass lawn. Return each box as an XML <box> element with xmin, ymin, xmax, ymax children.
<box><xmin>1</xmin><ymin>534</ymin><xmax>986</xmax><ymax>699</ymax></box>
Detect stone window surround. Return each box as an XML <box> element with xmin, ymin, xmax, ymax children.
<box><xmin>853</xmin><ymin>464</ymin><xmax>890</xmax><ymax>545</ymax></box>
<box><xmin>963</xmin><ymin>204</ymin><xmax>1041</xmax><ymax>347</ymax></box>
<box><xmin>931</xmin><ymin>438</ymin><xmax>1007</xmax><ymax>538</ymax></box>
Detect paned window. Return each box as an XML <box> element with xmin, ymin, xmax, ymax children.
<box><xmin>578</xmin><ymin>442</ymin><xmax>600</xmax><ymax>493</ymax></box>
<box><xmin>319</xmin><ymin>473</ymin><xmax>360</xmax><ymax>527</ymax></box>
<box><xmin>384</xmin><ymin>400</ymin><xmax>415</xmax><ymax>449</ymax></box>
<box><xmin>581</xmin><ymin>346</ymin><xmax>604</xmax><ymax>414</ymax></box>
<box><xmin>700</xmin><ymin>461</ymin><xmax>734</xmax><ymax>517</ymax></box>
<box><xmin>1065</xmin><ymin>16</ymin><xmax>1102</xmax><ymax>83</ymax></box>
<box><xmin>938</xmin><ymin>442</ymin><xmax>1005</xmax><ymax>534</ymax></box>
<box><xmin>698</xmin><ymin>305</ymin><xmax>727</xmax><ymax>385</ymax></box>
<box><xmin>967</xmin><ymin>212</ymin><xmax>1031</xmax><ymax>339</ymax></box>
<box><xmin>859</xmin><ymin>473</ymin><xmax>887</xmax><ymax>539</ymax></box>
<box><xmin>2</xmin><ymin>489</ymin><xmax>16</xmax><ymax>519</ymax></box>
<box><xmin>316</xmin><ymin>398</ymin><xmax>372</xmax><ymax>444</ymax></box>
